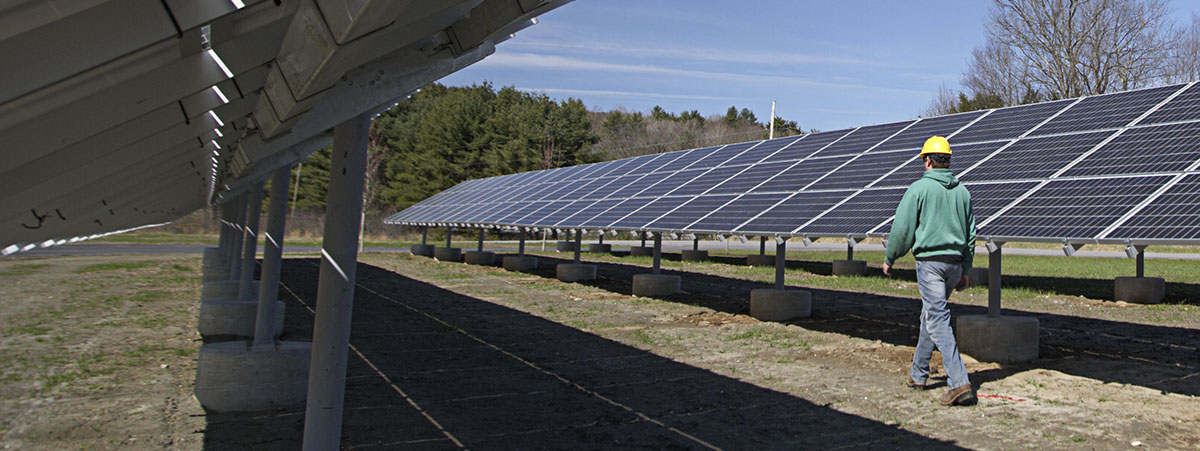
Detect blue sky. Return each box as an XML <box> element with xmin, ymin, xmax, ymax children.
<box><xmin>441</xmin><ymin>0</ymin><xmax>1200</xmax><ymax>132</ymax></box>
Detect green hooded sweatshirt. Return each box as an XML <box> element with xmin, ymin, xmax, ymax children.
<box><xmin>884</xmin><ymin>168</ymin><xmax>975</xmax><ymax>272</ymax></box>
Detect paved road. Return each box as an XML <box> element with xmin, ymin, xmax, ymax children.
<box><xmin>9</xmin><ymin>240</ymin><xmax>1200</xmax><ymax>261</ymax></box>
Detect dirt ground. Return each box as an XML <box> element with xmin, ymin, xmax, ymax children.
<box><xmin>1</xmin><ymin>250</ymin><xmax>1198</xmax><ymax>449</ymax></box>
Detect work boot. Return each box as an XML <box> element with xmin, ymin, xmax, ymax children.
<box><xmin>940</xmin><ymin>384</ymin><xmax>976</xmax><ymax>406</ymax></box>
<box><xmin>905</xmin><ymin>375</ymin><xmax>927</xmax><ymax>390</ymax></box>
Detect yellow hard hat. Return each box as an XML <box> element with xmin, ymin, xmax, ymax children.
<box><xmin>919</xmin><ymin>136</ymin><xmax>952</xmax><ymax>157</ymax></box>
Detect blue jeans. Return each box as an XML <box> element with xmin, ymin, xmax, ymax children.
<box><xmin>910</xmin><ymin>260</ymin><xmax>970</xmax><ymax>390</ymax></box>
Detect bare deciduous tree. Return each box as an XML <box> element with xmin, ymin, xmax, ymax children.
<box><xmin>1164</xmin><ymin>12</ymin><xmax>1200</xmax><ymax>83</ymax></box>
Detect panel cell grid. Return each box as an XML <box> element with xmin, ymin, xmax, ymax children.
<box><xmin>557</xmin><ymin>198</ymin><xmax>622</xmax><ymax>228</ymax></box>
<box><xmin>604</xmin><ymin>174</ymin><xmax>660</xmax><ymax>199</ymax></box>
<box><xmin>965</xmin><ymin>181</ymin><xmax>1043</xmax><ymax>224</ymax></box>
<box><xmin>653</xmin><ymin>146</ymin><xmax>722</xmax><ymax>173</ymax></box>
<box><xmin>799</xmin><ymin>188</ymin><xmax>907</xmax><ymax>234</ymax></box>
<box><xmin>961</xmin><ymin>131</ymin><xmax>1112</xmax><ymax>182</ymax></box>
<box><xmin>635</xmin><ymin>168</ymin><xmax>707</xmax><ymax>198</ymax></box>
<box><xmin>813</xmin><ymin>121</ymin><xmax>913</xmax><ymax>157</ymax></box>
<box><xmin>1062</xmin><ymin>121</ymin><xmax>1200</xmax><ymax>177</ymax></box>
<box><xmin>762</xmin><ymin>129</ymin><xmax>853</xmax><ymax>163</ymax></box>
<box><xmin>807</xmin><ymin>150</ymin><xmax>912</xmax><ymax>191</ymax></box>
<box><xmin>517</xmin><ymin>200</ymin><xmax>573</xmax><ymax>226</ymax></box>
<box><xmin>582</xmin><ymin>174</ymin><xmax>641</xmax><ymax>200</ymax></box>
<box><xmin>530</xmin><ymin>180</ymin><xmax>582</xmax><ymax>201</ymax></box>
<box><xmin>671</xmin><ymin>165</ymin><xmax>746</xmax><ymax>196</ymax></box>
<box><xmin>581</xmin><ymin>198</ymin><xmax>645</xmax><ymax>228</ymax></box>
<box><xmin>1108</xmin><ymin>174</ymin><xmax>1200</xmax><ymax>239</ymax></box>
<box><xmin>610</xmin><ymin>197</ymin><xmax>691</xmax><ymax>229</ymax></box>
<box><xmin>1030</xmin><ymin>85</ymin><xmax>1180</xmax><ymax>136</ymax></box>
<box><xmin>646</xmin><ymin>195</ymin><xmax>737</xmax><ymax>230</ymax></box>
<box><xmin>950</xmin><ymin>99</ymin><xmax>1073</xmax><ymax>144</ymax></box>
<box><xmin>736</xmin><ymin>191</ymin><xmax>849</xmax><ymax>234</ymax></box>
<box><xmin>478</xmin><ymin>202</ymin><xmax>519</xmax><ymax>223</ymax></box>
<box><xmin>728</xmin><ymin>135</ymin><xmax>805</xmax><ymax>165</ymax></box>
<box><xmin>708</xmin><ymin>160</ymin><xmax>795</xmax><ymax>195</ymax></box>
<box><xmin>461</xmin><ymin>201</ymin><xmax>511</xmax><ymax>223</ymax></box>
<box><xmin>979</xmin><ymin>176</ymin><xmax>1171</xmax><ymax>238</ymax></box>
<box><xmin>752</xmin><ymin>157</ymin><xmax>845</xmax><ymax>193</ymax></box>
<box><xmin>628</xmin><ymin>151</ymin><xmax>686</xmax><ymax>175</ymax></box>
<box><xmin>495</xmin><ymin>201</ymin><xmax>549</xmax><ymax>224</ymax></box>
<box><xmin>688</xmin><ymin>141</ymin><xmax>757</xmax><ymax>169</ymax></box>
<box><xmin>563</xmin><ymin>176</ymin><xmax>619</xmax><ymax>199</ymax></box>
<box><xmin>1137</xmin><ymin>83</ymin><xmax>1200</xmax><ymax>125</ymax></box>
<box><xmin>690</xmin><ymin>193</ymin><xmax>790</xmax><ymax>232</ymax></box>
<box><xmin>873</xmin><ymin>111</ymin><xmax>986</xmax><ymax>152</ymax></box>
<box><xmin>528</xmin><ymin>200</ymin><xmax>589</xmax><ymax>227</ymax></box>
<box><xmin>873</xmin><ymin>141</ymin><xmax>1008</xmax><ymax>188</ymax></box>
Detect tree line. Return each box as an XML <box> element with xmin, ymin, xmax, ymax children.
<box><xmin>282</xmin><ymin>83</ymin><xmax>800</xmax><ymax>214</ymax></box>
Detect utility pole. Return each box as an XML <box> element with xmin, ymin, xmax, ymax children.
<box><xmin>769</xmin><ymin>99</ymin><xmax>776</xmax><ymax>139</ymax></box>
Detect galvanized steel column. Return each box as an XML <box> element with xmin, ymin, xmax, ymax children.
<box><xmin>652</xmin><ymin>232</ymin><xmax>662</xmax><ymax>275</ymax></box>
<box><xmin>254</xmin><ymin>167</ymin><xmax>291</xmax><ymax>348</ymax></box>
<box><xmin>238</xmin><ymin>184</ymin><xmax>264</xmax><ymax>301</ymax></box>
<box><xmin>228</xmin><ymin>194</ymin><xmax>247</xmax><ymax>280</ymax></box>
<box><xmin>216</xmin><ymin>203</ymin><xmax>231</xmax><ymax>258</ymax></box>
<box><xmin>573</xmin><ymin>229</ymin><xmax>582</xmax><ymax>263</ymax></box>
<box><xmin>518</xmin><ymin>229</ymin><xmax>526</xmax><ymax>256</ymax></box>
<box><xmin>775</xmin><ymin>240</ymin><xmax>786</xmax><ymax>290</ymax></box>
<box><xmin>302</xmin><ymin>113</ymin><xmax>371</xmax><ymax>450</ymax></box>
<box><xmin>988</xmin><ymin>243</ymin><xmax>1003</xmax><ymax>317</ymax></box>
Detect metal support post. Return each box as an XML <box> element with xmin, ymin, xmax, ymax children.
<box><xmin>1136</xmin><ymin>245</ymin><xmax>1146</xmax><ymax>278</ymax></box>
<box><xmin>573</xmin><ymin>230</ymin><xmax>582</xmax><ymax>263</ymax></box>
<box><xmin>693</xmin><ymin>237</ymin><xmax>699</xmax><ymax>251</ymax></box>
<box><xmin>228</xmin><ymin>194</ymin><xmax>247</xmax><ymax>280</ymax></box>
<box><xmin>445</xmin><ymin>227</ymin><xmax>452</xmax><ymax>248</ymax></box>
<box><xmin>847</xmin><ymin>239</ymin><xmax>854</xmax><ymax>261</ymax></box>
<box><xmin>598</xmin><ymin>233</ymin><xmax>604</xmax><ymax>245</ymax></box>
<box><xmin>518</xmin><ymin>229</ymin><xmax>527</xmax><ymax>256</ymax></box>
<box><xmin>988</xmin><ymin>242</ymin><xmax>1003</xmax><ymax>317</ymax></box>
<box><xmin>238</xmin><ymin>184</ymin><xmax>264</xmax><ymax>301</ymax></box>
<box><xmin>421</xmin><ymin>226</ymin><xmax>428</xmax><ymax>245</ymax></box>
<box><xmin>254</xmin><ymin>167</ymin><xmax>291</xmax><ymax>348</ymax></box>
<box><xmin>640</xmin><ymin>232</ymin><xmax>646</xmax><ymax>248</ymax></box>
<box><xmin>759</xmin><ymin>236</ymin><xmax>766</xmax><ymax>255</ymax></box>
<box><xmin>775</xmin><ymin>240</ymin><xmax>787</xmax><ymax>290</ymax></box>
<box><xmin>216</xmin><ymin>203</ymin><xmax>231</xmax><ymax>258</ymax></box>
<box><xmin>652</xmin><ymin>232</ymin><xmax>663</xmax><ymax>275</ymax></box>
<box><xmin>477</xmin><ymin>228</ymin><xmax>485</xmax><ymax>252</ymax></box>
<box><xmin>302</xmin><ymin>113</ymin><xmax>371</xmax><ymax>450</ymax></box>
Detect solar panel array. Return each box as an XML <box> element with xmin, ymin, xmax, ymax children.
<box><xmin>386</xmin><ymin>81</ymin><xmax>1200</xmax><ymax>244</ymax></box>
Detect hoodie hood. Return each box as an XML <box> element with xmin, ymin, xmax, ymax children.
<box><xmin>921</xmin><ymin>168</ymin><xmax>959</xmax><ymax>189</ymax></box>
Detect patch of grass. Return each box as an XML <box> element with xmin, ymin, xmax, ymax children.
<box><xmin>75</xmin><ymin>261</ymin><xmax>157</xmax><ymax>273</ymax></box>
<box><xmin>168</xmin><ymin>264</ymin><xmax>192</xmax><ymax>272</ymax></box>
<box><xmin>721</xmin><ymin>326</ymin><xmax>811</xmax><ymax>349</ymax></box>
<box><xmin>136</xmin><ymin>316</ymin><xmax>170</xmax><ymax>330</ymax></box>
<box><xmin>129</xmin><ymin>290</ymin><xmax>169</xmax><ymax>304</ymax></box>
<box><xmin>632</xmin><ymin>330</ymin><xmax>654</xmax><ymax>345</ymax></box>
<box><xmin>0</xmin><ymin>263</ymin><xmax>49</xmax><ymax>276</ymax></box>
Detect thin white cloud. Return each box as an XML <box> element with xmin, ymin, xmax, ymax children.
<box><xmin>523</xmin><ymin>87</ymin><xmax>740</xmax><ymax>102</ymax></box>
<box><xmin>505</xmin><ymin>39</ymin><xmax>881</xmax><ymax>67</ymax></box>
<box><xmin>480</xmin><ymin>52</ymin><xmax>928</xmax><ymax>96</ymax></box>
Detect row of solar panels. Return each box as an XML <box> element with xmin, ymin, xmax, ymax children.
<box><xmin>385</xmin><ymin>81</ymin><xmax>1200</xmax><ymax>244</ymax></box>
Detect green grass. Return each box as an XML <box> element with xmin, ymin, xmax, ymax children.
<box><xmin>721</xmin><ymin>326</ymin><xmax>811</xmax><ymax>349</ymax></box>
<box><xmin>75</xmin><ymin>261</ymin><xmax>158</xmax><ymax>273</ymax></box>
<box><xmin>0</xmin><ymin>263</ymin><xmax>49</xmax><ymax>276</ymax></box>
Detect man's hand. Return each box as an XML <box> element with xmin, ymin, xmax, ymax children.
<box><xmin>955</xmin><ymin>275</ymin><xmax>969</xmax><ymax>291</ymax></box>
<box><xmin>882</xmin><ymin>262</ymin><xmax>892</xmax><ymax>276</ymax></box>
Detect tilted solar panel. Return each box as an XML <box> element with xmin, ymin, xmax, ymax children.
<box><xmin>736</xmin><ymin>191</ymin><xmax>847</xmax><ymax>235</ymax></box>
<box><xmin>813</xmin><ymin>121</ymin><xmax>913</xmax><ymax>157</ymax></box>
<box><xmin>961</xmin><ymin>131</ymin><xmax>1113</xmax><ymax>182</ymax></box>
<box><xmin>761</xmin><ymin>129</ymin><xmax>852</xmax><ymax>163</ymax></box>
<box><xmin>949</xmin><ymin>99</ymin><xmax>1073</xmax><ymax>144</ymax></box>
<box><xmin>646</xmin><ymin>195</ymin><xmax>738</xmax><ymax>230</ymax></box>
<box><xmin>609</xmin><ymin>197</ymin><xmax>690</xmax><ymax>229</ymax></box>
<box><xmin>806</xmin><ymin>150</ymin><xmax>913</xmax><ymax>191</ymax></box>
<box><xmin>1029</xmin><ymin>85</ymin><xmax>1181</xmax><ymax>136</ymax></box>
<box><xmin>873</xmin><ymin>110</ymin><xmax>987</xmax><ymax>152</ymax></box>
<box><xmin>1061</xmin><ymin>121</ymin><xmax>1200</xmax><ymax>177</ymax></box>
<box><xmin>1106</xmin><ymin>173</ymin><xmax>1200</xmax><ymax>240</ymax></box>
<box><xmin>1137</xmin><ymin>82</ymin><xmax>1200</xmax><ymax>125</ymax></box>
<box><xmin>979</xmin><ymin>175</ymin><xmax>1172</xmax><ymax>238</ymax></box>
<box><xmin>690</xmin><ymin>193</ymin><xmax>790</xmax><ymax>233</ymax></box>
<box><xmin>799</xmin><ymin>188</ymin><xmax>907</xmax><ymax>235</ymax></box>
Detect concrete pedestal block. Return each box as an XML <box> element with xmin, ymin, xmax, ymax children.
<box><xmin>434</xmin><ymin>247</ymin><xmax>462</xmax><ymax>262</ymax></box>
<box><xmin>198</xmin><ymin>300</ymin><xmax>285</xmax><ymax>338</ymax></box>
<box><xmin>410</xmin><ymin>244</ymin><xmax>434</xmax><ymax>257</ymax></box>
<box><xmin>502</xmin><ymin>256</ymin><xmax>538</xmax><ymax>271</ymax></box>
<box><xmin>202</xmin><ymin>247</ymin><xmax>223</xmax><ymax>267</ymax></box>
<box><xmin>202</xmin><ymin>265</ymin><xmax>231</xmax><ymax>282</ymax></box>
<box><xmin>556</xmin><ymin>263</ymin><xmax>597</xmax><ymax>282</ymax></box>
<box><xmin>464</xmin><ymin>251</ymin><xmax>496</xmax><ymax>266</ymax></box>
<box><xmin>831</xmin><ymin>259</ymin><xmax>867</xmax><ymax>276</ymax></box>
<box><xmin>632</xmin><ymin>274</ymin><xmax>681</xmax><ymax>297</ymax></box>
<box><xmin>967</xmin><ymin>267</ymin><xmax>989</xmax><ymax>287</ymax></box>
<box><xmin>194</xmin><ymin>341</ymin><xmax>311</xmax><ymax>412</ymax></box>
<box><xmin>587</xmin><ymin>243</ymin><xmax>612</xmax><ymax>253</ymax></box>
<box><xmin>750</xmin><ymin>288</ymin><xmax>812</xmax><ymax>321</ymax></box>
<box><xmin>555</xmin><ymin>241</ymin><xmax>576</xmax><ymax>252</ymax></box>
<box><xmin>201</xmin><ymin>280</ymin><xmax>259</xmax><ymax>300</ymax></box>
<box><xmin>681</xmin><ymin>250</ymin><xmax>709</xmax><ymax>261</ymax></box>
<box><xmin>1114</xmin><ymin>277</ymin><xmax>1165</xmax><ymax>304</ymax></box>
<box><xmin>629</xmin><ymin>246</ymin><xmax>653</xmax><ymax>257</ymax></box>
<box><xmin>956</xmin><ymin>315</ymin><xmax>1039</xmax><ymax>363</ymax></box>
<box><xmin>746</xmin><ymin>254</ymin><xmax>775</xmax><ymax>266</ymax></box>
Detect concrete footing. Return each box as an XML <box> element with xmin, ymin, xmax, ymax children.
<box><xmin>202</xmin><ymin>247</ymin><xmax>222</xmax><ymax>267</ymax></box>
<box><xmin>201</xmin><ymin>265</ymin><xmax>230</xmax><ymax>282</ymax></box>
<box><xmin>587</xmin><ymin>243</ymin><xmax>612</xmax><ymax>253</ymax></box>
<box><xmin>198</xmin><ymin>300</ymin><xmax>285</xmax><ymax>338</ymax></box>
<box><xmin>1114</xmin><ymin>276</ymin><xmax>1165</xmax><ymax>304</ymax></box>
<box><xmin>410</xmin><ymin>244</ymin><xmax>434</xmax><ymax>257</ymax></box>
<box><xmin>955</xmin><ymin>315</ymin><xmax>1039</xmax><ymax>363</ymax></box>
<box><xmin>555</xmin><ymin>241</ymin><xmax>576</xmax><ymax>252</ymax></box>
<box><xmin>556</xmin><ymin>263</ymin><xmax>597</xmax><ymax>282</ymax></box>
<box><xmin>967</xmin><ymin>267</ymin><xmax>989</xmax><ymax>287</ymax></box>
<box><xmin>463</xmin><ymin>251</ymin><xmax>496</xmax><ymax>266</ymax></box>
<box><xmin>632</xmin><ymin>274</ymin><xmax>681</xmax><ymax>297</ymax></box>
<box><xmin>831</xmin><ymin>259</ymin><xmax>867</xmax><ymax>276</ymax></box>
<box><xmin>194</xmin><ymin>341</ymin><xmax>311</xmax><ymax>412</ymax></box>
<box><xmin>502</xmin><ymin>256</ymin><xmax>538</xmax><ymax>272</ymax></box>
<box><xmin>434</xmin><ymin>247</ymin><xmax>462</xmax><ymax>262</ymax></box>
<box><xmin>750</xmin><ymin>289</ymin><xmax>812</xmax><ymax>321</ymax></box>
<box><xmin>629</xmin><ymin>246</ymin><xmax>653</xmax><ymax>257</ymax></box>
<box><xmin>681</xmin><ymin>250</ymin><xmax>709</xmax><ymax>261</ymax></box>
<box><xmin>747</xmin><ymin>254</ymin><xmax>775</xmax><ymax>266</ymax></box>
<box><xmin>201</xmin><ymin>280</ymin><xmax>259</xmax><ymax>300</ymax></box>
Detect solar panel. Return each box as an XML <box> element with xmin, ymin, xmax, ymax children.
<box><xmin>726</xmin><ymin>135</ymin><xmax>805</xmax><ymax>164</ymax></box>
<box><xmin>873</xmin><ymin>141</ymin><xmax>1008</xmax><ymax>188</ymax></box>
<box><xmin>961</xmin><ymin>131</ymin><xmax>1113</xmax><ymax>182</ymax></box>
<box><xmin>1062</xmin><ymin>122</ymin><xmax>1200</xmax><ymax>177</ymax></box>
<box><xmin>735</xmin><ymin>191</ymin><xmax>848</xmax><ymax>234</ymax></box>
<box><xmin>1137</xmin><ymin>82</ymin><xmax>1200</xmax><ymax>125</ymax></box>
<box><xmin>950</xmin><ymin>99</ymin><xmax>1073</xmax><ymax>144</ymax></box>
<box><xmin>873</xmin><ymin>111</ymin><xmax>986</xmax><ymax>152</ymax></box>
<box><xmin>761</xmin><ymin>129</ymin><xmax>853</xmax><ymax>163</ymax></box>
<box><xmin>689</xmin><ymin>193</ymin><xmax>790</xmax><ymax>232</ymax></box>
<box><xmin>751</xmin><ymin>157</ymin><xmax>844</xmax><ymax>193</ymax></box>
<box><xmin>610</xmin><ymin>197</ymin><xmax>690</xmax><ymax>229</ymax></box>
<box><xmin>688</xmin><ymin>141</ymin><xmax>759</xmax><ymax>169</ymax></box>
<box><xmin>581</xmin><ymin>174</ymin><xmax>640</xmax><ymax>200</ymax></box>
<box><xmin>671</xmin><ymin>165</ymin><xmax>746</xmax><ymax>196</ymax></box>
<box><xmin>799</xmin><ymin>188</ymin><xmax>907</xmax><ymax>234</ymax></box>
<box><xmin>627</xmin><ymin>151</ymin><xmax>686</xmax><ymax>175</ymax></box>
<box><xmin>646</xmin><ymin>195</ymin><xmax>738</xmax><ymax>230</ymax></box>
<box><xmin>604</xmin><ymin>174</ymin><xmax>661</xmax><ymax>199</ymax></box>
<box><xmin>635</xmin><ymin>169</ymin><xmax>708</xmax><ymax>198</ymax></box>
<box><xmin>580</xmin><ymin>198</ymin><xmax>642</xmax><ymax>228</ymax></box>
<box><xmin>535</xmin><ymin>200</ymin><xmax>595</xmax><ymax>227</ymax></box>
<box><xmin>653</xmin><ymin>146</ymin><xmax>722</xmax><ymax>173</ymax></box>
<box><xmin>707</xmin><ymin>160</ymin><xmax>795</xmax><ymax>194</ymax></box>
<box><xmin>557</xmin><ymin>198</ymin><xmax>622</xmax><ymax>228</ymax></box>
<box><xmin>517</xmin><ymin>200</ymin><xmax>574</xmax><ymax>226</ymax></box>
<box><xmin>979</xmin><ymin>175</ymin><xmax>1172</xmax><ymax>238</ymax></box>
<box><xmin>1029</xmin><ymin>85</ymin><xmax>1181</xmax><ymax>136</ymax></box>
<box><xmin>1106</xmin><ymin>174</ymin><xmax>1200</xmax><ymax>240</ymax></box>
<box><xmin>806</xmin><ymin>150</ymin><xmax>913</xmax><ymax>191</ymax></box>
<box><xmin>965</xmin><ymin>181</ymin><xmax>1044</xmax><ymax>224</ymax></box>
<box><xmin>814</xmin><ymin>121</ymin><xmax>914</xmax><ymax>157</ymax></box>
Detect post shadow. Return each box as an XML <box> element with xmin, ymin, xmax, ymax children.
<box><xmin>200</xmin><ymin>258</ymin><xmax>962</xmax><ymax>450</ymax></box>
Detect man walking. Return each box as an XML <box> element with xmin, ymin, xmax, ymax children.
<box><xmin>882</xmin><ymin>136</ymin><xmax>977</xmax><ymax>406</ymax></box>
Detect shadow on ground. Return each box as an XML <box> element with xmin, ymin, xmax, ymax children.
<box><xmin>201</xmin><ymin>258</ymin><xmax>962</xmax><ymax>450</ymax></box>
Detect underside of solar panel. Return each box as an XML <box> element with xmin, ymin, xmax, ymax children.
<box><xmin>386</xmin><ymin>81</ymin><xmax>1200</xmax><ymax>245</ymax></box>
